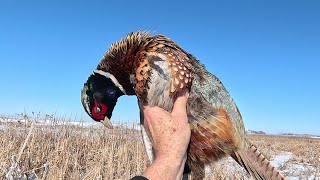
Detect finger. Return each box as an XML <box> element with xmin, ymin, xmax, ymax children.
<box><xmin>172</xmin><ymin>88</ymin><xmax>189</xmax><ymax>116</ymax></box>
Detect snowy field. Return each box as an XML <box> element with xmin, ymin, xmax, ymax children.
<box><xmin>0</xmin><ymin>115</ymin><xmax>319</xmax><ymax>179</ymax></box>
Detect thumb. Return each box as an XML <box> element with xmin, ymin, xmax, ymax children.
<box><xmin>172</xmin><ymin>88</ymin><xmax>189</xmax><ymax>116</ymax></box>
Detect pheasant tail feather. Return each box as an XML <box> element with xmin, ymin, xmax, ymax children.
<box><xmin>232</xmin><ymin>146</ymin><xmax>285</xmax><ymax>180</ymax></box>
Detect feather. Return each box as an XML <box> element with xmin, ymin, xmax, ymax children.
<box><xmin>231</xmin><ymin>146</ymin><xmax>285</xmax><ymax>180</ymax></box>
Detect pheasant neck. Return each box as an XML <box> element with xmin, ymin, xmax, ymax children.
<box><xmin>97</xmin><ymin>31</ymin><xmax>151</xmax><ymax>95</ymax></box>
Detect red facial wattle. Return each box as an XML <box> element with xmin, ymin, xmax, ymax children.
<box><xmin>91</xmin><ymin>100</ymin><xmax>108</xmax><ymax>120</ymax></box>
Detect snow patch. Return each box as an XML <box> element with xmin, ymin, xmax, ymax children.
<box><xmin>271</xmin><ymin>152</ymin><xmax>293</xmax><ymax>169</ymax></box>
<box><xmin>309</xmin><ymin>136</ymin><xmax>320</xmax><ymax>139</ymax></box>
<box><xmin>270</xmin><ymin>152</ymin><xmax>319</xmax><ymax>179</ymax></box>
<box><xmin>284</xmin><ymin>163</ymin><xmax>317</xmax><ymax>180</ymax></box>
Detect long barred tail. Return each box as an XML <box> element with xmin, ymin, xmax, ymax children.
<box><xmin>231</xmin><ymin>145</ymin><xmax>285</xmax><ymax>180</ymax></box>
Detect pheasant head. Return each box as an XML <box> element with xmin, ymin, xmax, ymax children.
<box><xmin>81</xmin><ymin>31</ymin><xmax>152</xmax><ymax>127</ymax></box>
<box><xmin>81</xmin><ymin>70</ymin><xmax>127</xmax><ymax>128</ymax></box>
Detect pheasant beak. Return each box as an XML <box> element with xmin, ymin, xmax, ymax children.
<box><xmin>101</xmin><ymin>116</ymin><xmax>113</xmax><ymax>129</ymax></box>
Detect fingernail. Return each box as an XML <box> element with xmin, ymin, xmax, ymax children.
<box><xmin>185</xmin><ymin>91</ymin><xmax>189</xmax><ymax>97</ymax></box>
<box><xmin>180</xmin><ymin>88</ymin><xmax>189</xmax><ymax>97</ymax></box>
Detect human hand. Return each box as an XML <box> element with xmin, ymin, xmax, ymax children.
<box><xmin>142</xmin><ymin>89</ymin><xmax>190</xmax><ymax>180</ymax></box>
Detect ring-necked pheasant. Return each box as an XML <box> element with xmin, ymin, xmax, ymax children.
<box><xmin>81</xmin><ymin>31</ymin><xmax>285</xmax><ymax>179</ymax></box>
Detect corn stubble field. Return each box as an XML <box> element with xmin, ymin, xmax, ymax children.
<box><xmin>0</xmin><ymin>114</ymin><xmax>319</xmax><ymax>180</ymax></box>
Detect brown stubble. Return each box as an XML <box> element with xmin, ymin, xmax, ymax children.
<box><xmin>1</xmin><ymin>116</ymin><xmax>319</xmax><ymax>179</ymax></box>
<box><xmin>248</xmin><ymin>134</ymin><xmax>320</xmax><ymax>167</ymax></box>
<box><xmin>0</xmin><ymin>120</ymin><xmax>147</xmax><ymax>179</ymax></box>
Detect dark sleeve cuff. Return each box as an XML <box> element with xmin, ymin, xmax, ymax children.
<box><xmin>130</xmin><ymin>175</ymin><xmax>148</xmax><ymax>180</ymax></box>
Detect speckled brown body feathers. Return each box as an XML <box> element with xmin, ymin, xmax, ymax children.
<box><xmin>96</xmin><ymin>31</ymin><xmax>285</xmax><ymax>179</ymax></box>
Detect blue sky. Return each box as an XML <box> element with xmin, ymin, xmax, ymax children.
<box><xmin>0</xmin><ymin>1</ymin><xmax>319</xmax><ymax>135</ymax></box>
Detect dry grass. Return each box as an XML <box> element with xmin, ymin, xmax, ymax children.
<box><xmin>0</xmin><ymin>114</ymin><xmax>319</xmax><ymax>179</ymax></box>
<box><xmin>249</xmin><ymin>134</ymin><xmax>320</xmax><ymax>166</ymax></box>
<box><xmin>0</xmin><ymin>116</ymin><xmax>147</xmax><ymax>179</ymax></box>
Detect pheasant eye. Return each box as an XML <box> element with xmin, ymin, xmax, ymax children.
<box><xmin>91</xmin><ymin>101</ymin><xmax>108</xmax><ymax>120</ymax></box>
<box><xmin>95</xmin><ymin>106</ymin><xmax>101</xmax><ymax>114</ymax></box>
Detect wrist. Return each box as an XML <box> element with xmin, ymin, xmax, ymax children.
<box><xmin>143</xmin><ymin>154</ymin><xmax>187</xmax><ymax>180</ymax></box>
